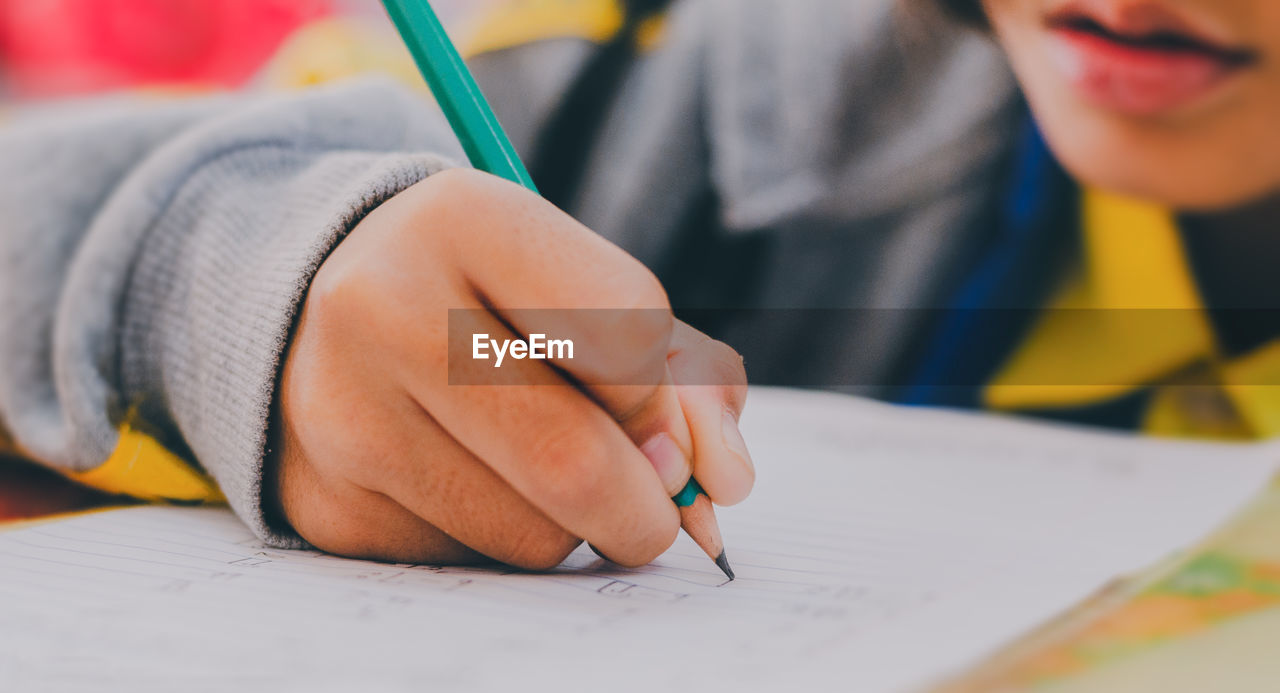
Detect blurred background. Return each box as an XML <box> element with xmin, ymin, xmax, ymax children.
<box><xmin>0</xmin><ymin>0</ymin><xmax>490</xmax><ymax>102</ymax></box>
<box><xmin>0</xmin><ymin>0</ymin><xmax>492</xmax><ymax>518</ymax></box>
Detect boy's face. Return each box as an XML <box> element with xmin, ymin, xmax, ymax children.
<box><xmin>983</xmin><ymin>0</ymin><xmax>1280</xmax><ymax>210</ymax></box>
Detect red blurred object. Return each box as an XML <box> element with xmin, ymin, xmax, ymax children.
<box><xmin>0</xmin><ymin>0</ymin><xmax>334</xmax><ymax>98</ymax></box>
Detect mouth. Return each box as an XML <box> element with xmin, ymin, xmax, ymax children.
<box><xmin>1043</xmin><ymin>2</ymin><xmax>1260</xmax><ymax>116</ymax></box>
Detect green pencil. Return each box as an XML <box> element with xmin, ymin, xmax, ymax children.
<box><xmin>379</xmin><ymin>0</ymin><xmax>536</xmax><ymax>191</ymax></box>
<box><xmin>378</xmin><ymin>0</ymin><xmax>734</xmax><ymax>580</ymax></box>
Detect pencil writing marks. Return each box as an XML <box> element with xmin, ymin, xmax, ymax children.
<box><xmin>596</xmin><ymin>580</ymin><xmax>688</xmax><ymax>602</ymax></box>
<box><xmin>5</xmin><ymin>388</ymin><xmax>1278</xmax><ymax>692</ymax></box>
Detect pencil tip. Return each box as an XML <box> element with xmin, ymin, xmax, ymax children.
<box><xmin>715</xmin><ymin>551</ymin><xmax>735</xmax><ymax>581</ymax></box>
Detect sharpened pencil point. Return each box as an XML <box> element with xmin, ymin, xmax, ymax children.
<box><xmin>715</xmin><ymin>551</ymin><xmax>735</xmax><ymax>581</ymax></box>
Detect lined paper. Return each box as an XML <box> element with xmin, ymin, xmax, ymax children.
<box><xmin>2</xmin><ymin>388</ymin><xmax>1276</xmax><ymax>692</ymax></box>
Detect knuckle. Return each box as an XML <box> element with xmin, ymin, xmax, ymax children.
<box><xmin>284</xmin><ymin>493</ymin><xmax>359</xmax><ymax>558</ymax></box>
<box><xmin>505</xmin><ymin>523</ymin><xmax>582</xmax><ymax>571</ymax></box>
<box><xmin>616</xmin><ymin>270</ymin><xmax>675</xmax><ymax>347</ymax></box>
<box><xmin>417</xmin><ymin>168</ymin><xmax>524</xmax><ymax>223</ymax></box>
<box><xmin>528</xmin><ymin>425</ymin><xmax>612</xmax><ymax>513</ymax></box>
<box><xmin>276</xmin><ymin>370</ymin><xmax>368</xmax><ymax>479</ymax></box>
<box><xmin>272</xmin><ymin>448</ymin><xmax>330</xmax><ymax>536</ymax></box>
<box><xmin>628</xmin><ymin>303</ymin><xmax>676</xmax><ymax>356</ymax></box>
<box><xmin>298</xmin><ymin>521</ymin><xmax>359</xmax><ymax>559</ymax></box>
<box><xmin>390</xmin><ymin>169</ymin><xmax>501</xmax><ymax>250</ymax></box>
<box><xmin>277</xmin><ymin>362</ymin><xmax>317</xmax><ymax>424</ymax></box>
<box><xmin>594</xmin><ymin>303</ymin><xmax>675</xmax><ymax>383</ymax></box>
<box><xmin>705</xmin><ymin>341</ymin><xmax>748</xmax><ymax>387</ymax></box>
<box><xmin>670</xmin><ymin>338</ymin><xmax>748</xmax><ymax>397</ymax></box>
<box><xmin>613</xmin><ymin>513</ymin><xmax>680</xmax><ymax>568</ymax></box>
<box><xmin>575</xmin><ymin>307</ymin><xmax>674</xmax><ymax>387</ymax></box>
<box><xmin>305</xmin><ymin>257</ymin><xmax>375</xmax><ymax>328</ymax></box>
<box><xmin>626</xmin><ymin>266</ymin><xmax>672</xmax><ymax>313</ymax></box>
<box><xmin>420</xmin><ymin>167</ymin><xmax>492</xmax><ymax>210</ymax></box>
<box><xmin>595</xmin><ymin>260</ymin><xmax>671</xmax><ymax>329</ymax></box>
<box><xmin>427</xmin><ymin>166</ymin><xmax>483</xmax><ymax>189</ymax></box>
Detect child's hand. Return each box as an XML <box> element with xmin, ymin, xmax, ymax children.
<box><xmin>269</xmin><ymin>169</ymin><xmax>754</xmax><ymax>569</ymax></box>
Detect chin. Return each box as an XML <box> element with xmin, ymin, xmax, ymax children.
<box><xmin>1031</xmin><ymin>96</ymin><xmax>1280</xmax><ymax>212</ymax></box>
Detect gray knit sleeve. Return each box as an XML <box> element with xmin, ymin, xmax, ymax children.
<box><xmin>0</xmin><ymin>78</ymin><xmax>463</xmax><ymax>546</ymax></box>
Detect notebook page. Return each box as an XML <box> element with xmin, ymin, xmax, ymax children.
<box><xmin>2</xmin><ymin>388</ymin><xmax>1276</xmax><ymax>692</ymax></box>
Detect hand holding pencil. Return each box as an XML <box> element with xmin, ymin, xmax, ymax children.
<box><xmin>377</xmin><ymin>0</ymin><xmax>746</xmax><ymax>578</ymax></box>
<box><xmin>267</xmin><ymin>0</ymin><xmax>754</xmax><ymax>576</ymax></box>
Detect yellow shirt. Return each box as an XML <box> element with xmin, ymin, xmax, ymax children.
<box><xmin>986</xmin><ymin>190</ymin><xmax>1280</xmax><ymax>440</ymax></box>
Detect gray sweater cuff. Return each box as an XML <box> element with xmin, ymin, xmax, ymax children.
<box><xmin>119</xmin><ymin>151</ymin><xmax>451</xmax><ymax>546</ymax></box>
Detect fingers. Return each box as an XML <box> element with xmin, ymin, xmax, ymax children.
<box><xmin>277</xmin><ymin>364</ymin><xmax>585</xmax><ymax>570</ymax></box>
<box><xmin>422</xmin><ymin>169</ymin><xmax>677</xmax><ymax>411</ymax></box>
<box><xmin>408</xmin><ymin>305</ymin><xmax>681</xmax><ymax>567</ymax></box>
<box><xmin>615</xmin><ymin>373</ymin><xmax>697</xmax><ymax>496</ymax></box>
<box><xmin>410</xmin><ymin>170</ymin><xmax>699</xmax><ymax>496</ymax></box>
<box><xmin>274</xmin><ymin>433</ymin><xmax>485</xmax><ymax>566</ymax></box>
<box><xmin>348</xmin><ymin>395</ymin><xmax>586</xmax><ymax>571</ymax></box>
<box><xmin>275</xmin><ymin>171</ymin><xmax>752</xmax><ymax>572</ymax></box>
<box><xmin>668</xmin><ymin>322</ymin><xmax>755</xmax><ymax>506</ymax></box>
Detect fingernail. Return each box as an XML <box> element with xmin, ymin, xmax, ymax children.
<box><xmin>641</xmin><ymin>433</ymin><xmax>688</xmax><ymax>494</ymax></box>
<box><xmin>722</xmin><ymin>410</ymin><xmax>754</xmax><ymax>473</ymax></box>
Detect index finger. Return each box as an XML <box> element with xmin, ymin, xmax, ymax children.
<box><xmin>429</xmin><ymin>171</ymin><xmax>700</xmax><ymax>496</ymax></box>
<box><xmin>419</xmin><ymin>305</ymin><xmax>682</xmax><ymax>567</ymax></box>
<box><xmin>428</xmin><ymin>169</ymin><xmax>676</xmax><ymax>418</ymax></box>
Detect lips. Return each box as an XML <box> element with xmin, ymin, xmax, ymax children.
<box><xmin>1043</xmin><ymin>2</ymin><xmax>1259</xmax><ymax>116</ymax></box>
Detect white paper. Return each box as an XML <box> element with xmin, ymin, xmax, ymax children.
<box><xmin>2</xmin><ymin>388</ymin><xmax>1276</xmax><ymax>692</ymax></box>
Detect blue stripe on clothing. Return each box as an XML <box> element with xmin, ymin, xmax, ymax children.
<box><xmin>898</xmin><ymin>119</ymin><xmax>1076</xmax><ymax>407</ymax></box>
